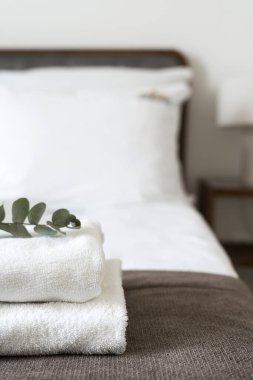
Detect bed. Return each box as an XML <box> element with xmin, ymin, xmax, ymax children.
<box><xmin>0</xmin><ymin>49</ymin><xmax>252</xmax><ymax>379</ymax></box>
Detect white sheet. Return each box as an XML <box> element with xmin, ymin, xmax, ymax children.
<box><xmin>1</xmin><ymin>199</ymin><xmax>236</xmax><ymax>278</ymax></box>
<box><xmin>77</xmin><ymin>200</ymin><xmax>237</xmax><ymax>278</ymax></box>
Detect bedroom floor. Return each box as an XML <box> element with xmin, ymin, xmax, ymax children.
<box><xmin>236</xmin><ymin>267</ymin><xmax>253</xmax><ymax>291</ymax></box>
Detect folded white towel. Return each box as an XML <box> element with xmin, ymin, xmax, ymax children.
<box><xmin>0</xmin><ymin>259</ymin><xmax>127</xmax><ymax>355</ymax></box>
<box><xmin>0</xmin><ymin>220</ymin><xmax>105</xmax><ymax>303</ymax></box>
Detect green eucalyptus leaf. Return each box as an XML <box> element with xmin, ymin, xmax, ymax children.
<box><xmin>0</xmin><ymin>223</ymin><xmax>11</xmax><ymax>234</ymax></box>
<box><xmin>74</xmin><ymin>219</ymin><xmax>81</xmax><ymax>228</ymax></box>
<box><xmin>52</xmin><ymin>208</ymin><xmax>70</xmax><ymax>227</ymax></box>
<box><xmin>47</xmin><ymin>221</ymin><xmax>66</xmax><ymax>235</ymax></box>
<box><xmin>0</xmin><ymin>198</ymin><xmax>81</xmax><ymax>238</ymax></box>
<box><xmin>12</xmin><ymin>198</ymin><xmax>29</xmax><ymax>223</ymax></box>
<box><xmin>0</xmin><ymin>204</ymin><xmax>5</xmax><ymax>223</ymax></box>
<box><xmin>28</xmin><ymin>202</ymin><xmax>46</xmax><ymax>224</ymax></box>
<box><xmin>67</xmin><ymin>214</ymin><xmax>81</xmax><ymax>229</ymax></box>
<box><xmin>34</xmin><ymin>225</ymin><xmax>58</xmax><ymax>236</ymax></box>
<box><xmin>9</xmin><ymin>224</ymin><xmax>31</xmax><ymax>238</ymax></box>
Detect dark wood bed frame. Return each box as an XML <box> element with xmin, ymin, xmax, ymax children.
<box><xmin>0</xmin><ymin>49</ymin><xmax>190</xmax><ymax>185</ymax></box>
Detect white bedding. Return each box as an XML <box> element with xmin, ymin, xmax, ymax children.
<box><xmin>1</xmin><ymin>199</ymin><xmax>236</xmax><ymax>278</ymax></box>
<box><xmin>0</xmin><ymin>87</ymin><xmax>188</xmax><ymax>205</ymax></box>
<box><xmin>0</xmin><ymin>66</ymin><xmax>236</xmax><ymax>278</ymax></box>
<box><xmin>77</xmin><ymin>200</ymin><xmax>237</xmax><ymax>278</ymax></box>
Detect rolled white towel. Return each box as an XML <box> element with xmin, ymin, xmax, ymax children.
<box><xmin>0</xmin><ymin>220</ymin><xmax>105</xmax><ymax>303</ymax></box>
<box><xmin>0</xmin><ymin>259</ymin><xmax>127</xmax><ymax>356</ymax></box>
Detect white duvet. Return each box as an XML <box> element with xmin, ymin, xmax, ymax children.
<box><xmin>79</xmin><ymin>200</ymin><xmax>237</xmax><ymax>278</ymax></box>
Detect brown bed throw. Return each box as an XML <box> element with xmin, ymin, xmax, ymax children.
<box><xmin>0</xmin><ymin>271</ymin><xmax>253</xmax><ymax>379</ymax></box>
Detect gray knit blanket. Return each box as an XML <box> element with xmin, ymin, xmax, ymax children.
<box><xmin>1</xmin><ymin>271</ymin><xmax>253</xmax><ymax>380</ymax></box>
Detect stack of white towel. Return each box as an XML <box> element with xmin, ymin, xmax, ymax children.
<box><xmin>0</xmin><ymin>221</ymin><xmax>128</xmax><ymax>356</ymax></box>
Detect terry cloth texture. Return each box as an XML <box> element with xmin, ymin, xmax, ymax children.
<box><xmin>0</xmin><ymin>260</ymin><xmax>127</xmax><ymax>355</ymax></box>
<box><xmin>0</xmin><ymin>221</ymin><xmax>105</xmax><ymax>303</ymax></box>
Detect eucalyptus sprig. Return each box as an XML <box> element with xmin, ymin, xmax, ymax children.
<box><xmin>0</xmin><ymin>198</ymin><xmax>81</xmax><ymax>238</ymax></box>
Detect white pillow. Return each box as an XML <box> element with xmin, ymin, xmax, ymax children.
<box><xmin>0</xmin><ymin>86</ymin><xmax>188</xmax><ymax>207</ymax></box>
<box><xmin>0</xmin><ymin>66</ymin><xmax>193</xmax><ymax>91</ymax></box>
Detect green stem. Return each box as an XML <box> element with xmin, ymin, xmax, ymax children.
<box><xmin>0</xmin><ymin>222</ymin><xmax>65</xmax><ymax>228</ymax></box>
<box><xmin>0</xmin><ymin>222</ymin><xmax>65</xmax><ymax>236</ymax></box>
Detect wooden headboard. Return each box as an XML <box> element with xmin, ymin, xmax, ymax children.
<box><xmin>0</xmin><ymin>49</ymin><xmax>190</xmax><ymax>182</ymax></box>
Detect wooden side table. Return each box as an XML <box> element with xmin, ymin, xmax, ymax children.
<box><xmin>198</xmin><ymin>179</ymin><xmax>253</xmax><ymax>266</ymax></box>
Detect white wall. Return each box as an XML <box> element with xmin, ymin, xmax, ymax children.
<box><xmin>0</xmin><ymin>0</ymin><xmax>253</xmax><ymax>191</ymax></box>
